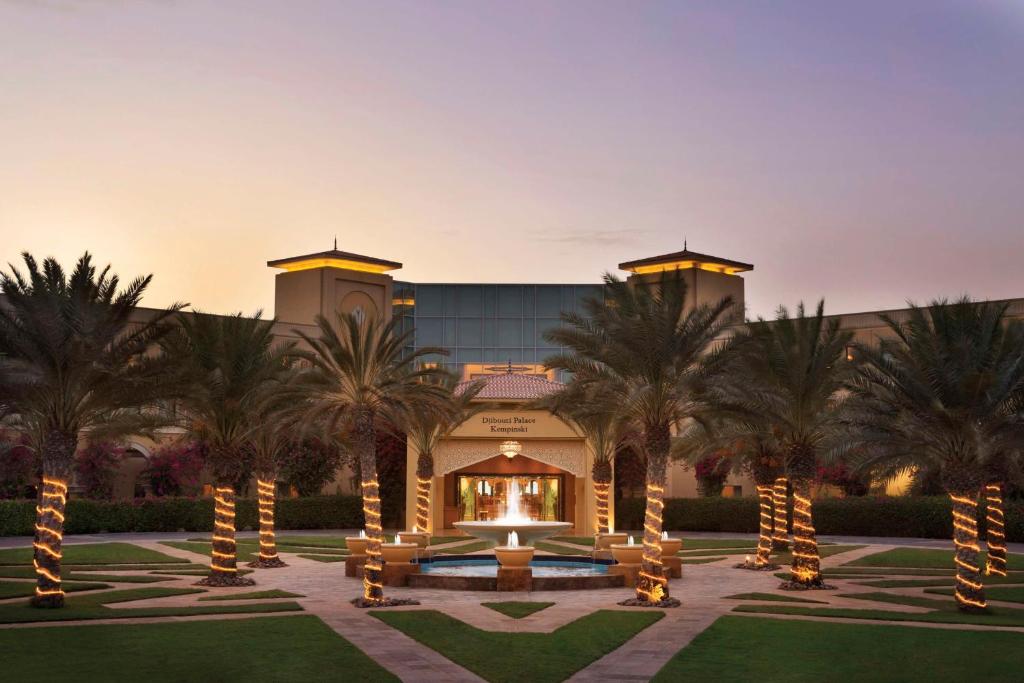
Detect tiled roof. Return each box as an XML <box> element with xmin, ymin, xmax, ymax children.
<box><xmin>618</xmin><ymin>248</ymin><xmax>753</xmax><ymax>273</ymax></box>
<box><xmin>456</xmin><ymin>372</ymin><xmax>564</xmax><ymax>400</ymax></box>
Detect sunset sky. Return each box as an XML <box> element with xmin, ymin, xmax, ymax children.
<box><xmin>1</xmin><ymin>1</ymin><xmax>1022</xmax><ymax>319</ymax></box>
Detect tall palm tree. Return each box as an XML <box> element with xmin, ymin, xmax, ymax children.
<box><xmin>729</xmin><ymin>302</ymin><xmax>852</xmax><ymax>588</ymax></box>
<box><xmin>160</xmin><ymin>311</ymin><xmax>294</xmax><ymax>586</ymax></box>
<box><xmin>290</xmin><ymin>312</ymin><xmax>448</xmax><ymax>607</ymax></box>
<box><xmin>247</xmin><ymin>420</ymin><xmax>294</xmax><ymax>569</ymax></box>
<box><xmin>844</xmin><ymin>298</ymin><xmax>1024</xmax><ymax>612</ymax></box>
<box><xmin>546</xmin><ymin>270</ymin><xmax>735</xmax><ymax>604</ymax></box>
<box><xmin>537</xmin><ymin>382</ymin><xmax>637</xmax><ymax>535</ymax></box>
<box><xmin>0</xmin><ymin>253</ymin><xmax>182</xmax><ymax>607</ymax></box>
<box><xmin>405</xmin><ymin>373</ymin><xmax>485</xmax><ymax>534</ymax></box>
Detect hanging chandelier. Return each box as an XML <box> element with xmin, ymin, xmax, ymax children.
<box><xmin>500</xmin><ymin>440</ymin><xmax>522</xmax><ymax>459</ymax></box>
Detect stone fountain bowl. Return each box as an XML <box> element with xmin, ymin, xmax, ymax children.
<box><xmin>610</xmin><ymin>544</ymin><xmax>644</xmax><ymax>565</ymax></box>
<box><xmin>346</xmin><ymin>537</ymin><xmax>369</xmax><ymax>555</ymax></box>
<box><xmin>595</xmin><ymin>532</ymin><xmax>628</xmax><ymax>550</ymax></box>
<box><xmin>661</xmin><ymin>538</ymin><xmax>683</xmax><ymax>556</ymax></box>
<box><xmin>494</xmin><ymin>546</ymin><xmax>535</xmax><ymax>567</ymax></box>
<box><xmin>381</xmin><ymin>543</ymin><xmax>418</xmax><ymax>564</ymax></box>
<box><xmin>453</xmin><ymin>520</ymin><xmax>572</xmax><ymax>547</ymax></box>
<box><xmin>399</xmin><ymin>531</ymin><xmax>430</xmax><ymax>548</ymax></box>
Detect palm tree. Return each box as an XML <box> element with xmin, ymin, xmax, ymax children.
<box><xmin>160</xmin><ymin>311</ymin><xmax>294</xmax><ymax>586</ymax></box>
<box><xmin>844</xmin><ymin>298</ymin><xmax>1024</xmax><ymax>612</ymax></box>
<box><xmin>729</xmin><ymin>302</ymin><xmax>852</xmax><ymax>588</ymax></box>
<box><xmin>405</xmin><ymin>373</ymin><xmax>485</xmax><ymax>534</ymax></box>
<box><xmin>545</xmin><ymin>270</ymin><xmax>735</xmax><ymax>604</ymax></box>
<box><xmin>290</xmin><ymin>312</ymin><xmax>448</xmax><ymax>607</ymax></box>
<box><xmin>537</xmin><ymin>382</ymin><xmax>637</xmax><ymax>534</ymax></box>
<box><xmin>247</xmin><ymin>420</ymin><xmax>294</xmax><ymax>568</ymax></box>
<box><xmin>0</xmin><ymin>253</ymin><xmax>182</xmax><ymax>607</ymax></box>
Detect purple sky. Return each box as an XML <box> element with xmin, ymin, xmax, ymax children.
<box><xmin>1</xmin><ymin>0</ymin><xmax>1022</xmax><ymax>319</ymax></box>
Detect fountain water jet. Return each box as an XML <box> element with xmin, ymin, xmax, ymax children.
<box><xmin>455</xmin><ymin>479</ymin><xmax>571</xmax><ymax>546</ymax></box>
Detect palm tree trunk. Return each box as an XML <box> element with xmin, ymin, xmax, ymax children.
<box><xmin>415</xmin><ymin>451</ymin><xmax>433</xmax><ymax>534</ymax></box>
<box><xmin>249</xmin><ymin>475</ymin><xmax>286</xmax><ymax>568</ymax></box>
<box><xmin>755</xmin><ymin>483</ymin><xmax>774</xmax><ymax>566</ymax></box>
<box><xmin>355</xmin><ymin>409</ymin><xmax>386</xmax><ymax>605</ymax></box>
<box><xmin>772</xmin><ymin>477</ymin><xmax>790</xmax><ymax>551</ymax></box>
<box><xmin>951</xmin><ymin>491</ymin><xmax>987</xmax><ymax>612</ymax></box>
<box><xmin>635</xmin><ymin>425</ymin><xmax>671</xmax><ymax>603</ymax></box>
<box><xmin>789</xmin><ymin>478</ymin><xmax>823</xmax><ymax>587</ymax></box>
<box><xmin>592</xmin><ymin>459</ymin><xmax>612</xmax><ymax>534</ymax></box>
<box><xmin>984</xmin><ymin>483</ymin><xmax>1007</xmax><ymax>577</ymax></box>
<box><xmin>31</xmin><ymin>431</ymin><xmax>75</xmax><ymax>608</ymax></box>
<box><xmin>200</xmin><ymin>485</ymin><xmax>254</xmax><ymax>586</ymax></box>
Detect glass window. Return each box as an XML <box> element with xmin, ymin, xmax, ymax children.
<box><xmin>536</xmin><ymin>318</ymin><xmax>561</xmax><ymax>345</ymax></box>
<box><xmin>483</xmin><ymin>286</ymin><xmax>497</xmax><ymax>316</ymax></box>
<box><xmin>575</xmin><ymin>285</ymin><xmax>602</xmax><ymax>313</ymax></box>
<box><xmin>482</xmin><ymin>348</ymin><xmax>497</xmax><ymax>362</ymax></box>
<box><xmin>483</xmin><ymin>318</ymin><xmax>497</xmax><ymax>346</ymax></box>
<box><xmin>498</xmin><ymin>348</ymin><xmax>525</xmax><ymax>362</ymax></box>
<box><xmin>497</xmin><ymin>286</ymin><xmax>523</xmax><ymax>316</ymax></box>
<box><xmin>457</xmin><ymin>286</ymin><xmax>483</xmax><ymax>316</ymax></box>
<box><xmin>444</xmin><ymin>319</ymin><xmax>457</xmax><ymax>347</ymax></box>
<box><xmin>497</xmin><ymin>318</ymin><xmax>522</xmax><ymax>346</ymax></box>
<box><xmin>444</xmin><ymin>286</ymin><xmax>456</xmax><ymax>316</ymax></box>
<box><xmin>522</xmin><ymin>286</ymin><xmax>535</xmax><ymax>316</ymax></box>
<box><xmin>457</xmin><ymin>318</ymin><xmax>482</xmax><ymax>346</ymax></box>
<box><xmin>415</xmin><ymin>285</ymin><xmax>444</xmax><ymax>316</ymax></box>
<box><xmin>522</xmin><ymin>319</ymin><xmax>535</xmax><ymax>347</ymax></box>
<box><xmin>417</xmin><ymin>318</ymin><xmax>443</xmax><ymax>346</ymax></box>
<box><xmin>457</xmin><ymin>348</ymin><xmax>482</xmax><ymax>363</ymax></box>
<box><xmin>536</xmin><ymin>286</ymin><xmax>561</xmax><ymax>316</ymax></box>
<box><xmin>538</xmin><ymin>348</ymin><xmax>561</xmax><ymax>365</ymax></box>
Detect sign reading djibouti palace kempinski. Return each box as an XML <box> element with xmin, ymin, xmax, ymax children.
<box><xmin>479</xmin><ymin>415</ymin><xmax>538</xmax><ymax>434</ymax></box>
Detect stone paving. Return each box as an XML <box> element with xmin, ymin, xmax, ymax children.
<box><xmin>2</xmin><ymin>532</ymin><xmax>1023</xmax><ymax>681</ymax></box>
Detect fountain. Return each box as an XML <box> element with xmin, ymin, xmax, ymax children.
<box><xmin>494</xmin><ymin>530</ymin><xmax>535</xmax><ymax>568</ymax></box>
<box><xmin>454</xmin><ymin>479</ymin><xmax>571</xmax><ymax>546</ymax></box>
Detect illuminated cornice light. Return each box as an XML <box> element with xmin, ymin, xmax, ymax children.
<box><xmin>500</xmin><ymin>440</ymin><xmax>522</xmax><ymax>459</ymax></box>
<box><xmin>267</xmin><ymin>249</ymin><xmax>402</xmax><ymax>274</ymax></box>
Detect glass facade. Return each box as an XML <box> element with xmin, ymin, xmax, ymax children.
<box><xmin>394</xmin><ymin>282</ymin><xmax>603</xmax><ymax>376</ymax></box>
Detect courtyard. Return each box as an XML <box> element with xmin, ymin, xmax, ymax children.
<box><xmin>1</xmin><ymin>531</ymin><xmax>1022</xmax><ymax>682</ymax></box>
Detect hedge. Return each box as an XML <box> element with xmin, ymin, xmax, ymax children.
<box><xmin>0</xmin><ymin>495</ymin><xmax>364</xmax><ymax>536</ymax></box>
<box><xmin>614</xmin><ymin>495</ymin><xmax>1024</xmax><ymax>543</ymax></box>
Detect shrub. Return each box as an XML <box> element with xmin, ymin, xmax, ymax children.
<box><xmin>278</xmin><ymin>439</ymin><xmax>343</xmax><ymax>497</ymax></box>
<box><xmin>0</xmin><ymin>494</ymin><xmax>363</xmax><ymax>536</ymax></box>
<box><xmin>0</xmin><ymin>432</ymin><xmax>35</xmax><ymax>500</ymax></box>
<box><xmin>145</xmin><ymin>442</ymin><xmax>205</xmax><ymax>497</ymax></box>
<box><xmin>614</xmin><ymin>495</ymin><xmax>1024</xmax><ymax>542</ymax></box>
<box><xmin>74</xmin><ymin>442</ymin><xmax>124</xmax><ymax>500</ymax></box>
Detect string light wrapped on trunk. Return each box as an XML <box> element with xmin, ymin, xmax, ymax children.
<box><xmin>361</xmin><ymin>477</ymin><xmax>386</xmax><ymax>602</ymax></box>
<box><xmin>788</xmin><ymin>489</ymin><xmax>823</xmax><ymax>586</ymax></box>
<box><xmin>249</xmin><ymin>479</ymin><xmax>286</xmax><ymax>568</ymax></box>
<box><xmin>950</xmin><ymin>493</ymin><xmax>987</xmax><ymax>610</ymax></box>
<box><xmin>984</xmin><ymin>484</ymin><xmax>1007</xmax><ymax>577</ymax></box>
<box><xmin>32</xmin><ymin>477</ymin><xmax>68</xmax><ymax>604</ymax></box>
<box><xmin>415</xmin><ymin>477</ymin><xmax>432</xmax><ymax>532</ymax></box>
<box><xmin>755</xmin><ymin>485</ymin><xmax>775</xmax><ymax>566</ymax></box>
<box><xmin>210</xmin><ymin>486</ymin><xmax>238</xmax><ymax>573</ymax></box>
<box><xmin>636</xmin><ymin>482</ymin><xmax>669</xmax><ymax>602</ymax></box>
<box><xmin>593</xmin><ymin>481</ymin><xmax>611</xmax><ymax>534</ymax></box>
<box><xmin>772</xmin><ymin>477</ymin><xmax>789</xmax><ymax>550</ymax></box>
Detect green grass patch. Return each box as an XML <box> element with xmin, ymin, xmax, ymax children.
<box><xmin>678</xmin><ymin>547</ymin><xmax>753</xmax><ymax>557</ymax></box>
<box><xmin>0</xmin><ymin>615</ymin><xmax>397</xmax><ymax>681</ymax></box>
<box><xmin>0</xmin><ymin>543</ymin><xmax>184</xmax><ymax>566</ymax></box>
<box><xmin>373</xmin><ymin>609</ymin><xmax>662</xmax><ymax>682</ymax></box>
<box><xmin>736</xmin><ymin>591</ymin><xmax>1024</xmax><ymax>627</ymax></box>
<box><xmin>430</xmin><ymin>536</ymin><xmax>471</xmax><ymax>545</ymax></box>
<box><xmin>0</xmin><ymin>586</ymin><xmax>303</xmax><ymax>624</ymax></box>
<box><xmin>297</xmin><ymin>554</ymin><xmax>346</xmax><ymax>563</ymax></box>
<box><xmin>481</xmin><ymin>601</ymin><xmax>554</xmax><ymax>618</ymax></box>
<box><xmin>549</xmin><ymin>536</ymin><xmax>595</xmax><ymax>546</ymax></box>
<box><xmin>186</xmin><ymin>536</ymin><xmax>349</xmax><ymax>555</ymax></box>
<box><xmin>70</xmin><ymin>563</ymin><xmax>207</xmax><ymax>572</ymax></box>
<box><xmin>198</xmin><ymin>589</ymin><xmax>304</xmax><ymax>601</ymax></box>
<box><xmin>924</xmin><ymin>585</ymin><xmax>1024</xmax><ymax>604</ymax></box>
<box><xmin>852</xmin><ymin>579</ymin><xmax>955</xmax><ymax>588</ymax></box>
<box><xmin>770</xmin><ymin>545</ymin><xmax>866</xmax><ymax>565</ymax></box>
<box><xmin>160</xmin><ymin>541</ymin><xmax>257</xmax><ymax>562</ymax></box>
<box><xmin>724</xmin><ymin>592</ymin><xmax>825</xmax><ymax>604</ymax></box>
<box><xmin>683</xmin><ymin>557</ymin><xmax>727</xmax><ymax>564</ymax></box>
<box><xmin>434</xmin><ymin>541</ymin><xmax>493</xmax><ymax>554</ymax></box>
<box><xmin>148</xmin><ymin>567</ymin><xmax>253</xmax><ymax>576</ymax></box>
<box><xmin>654</xmin><ymin>615</ymin><xmax>1024</xmax><ymax>681</ymax></box>
<box><xmin>845</xmin><ymin>547</ymin><xmax>1024</xmax><ymax>569</ymax></box>
<box><xmin>0</xmin><ymin>566</ymin><xmax>174</xmax><ymax>583</ymax></box>
<box><xmin>535</xmin><ymin>542</ymin><xmax>588</xmax><ymax>556</ymax></box>
<box><xmin>0</xmin><ymin>580</ymin><xmax>111</xmax><ymax>599</ymax></box>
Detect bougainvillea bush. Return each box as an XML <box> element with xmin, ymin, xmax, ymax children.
<box><xmin>278</xmin><ymin>438</ymin><xmax>343</xmax><ymax>497</ymax></box>
<box><xmin>694</xmin><ymin>451</ymin><xmax>729</xmax><ymax>497</ymax></box>
<box><xmin>0</xmin><ymin>431</ymin><xmax>35</xmax><ymax>499</ymax></box>
<box><xmin>74</xmin><ymin>442</ymin><xmax>124</xmax><ymax>500</ymax></box>
<box><xmin>145</xmin><ymin>442</ymin><xmax>206</xmax><ymax>497</ymax></box>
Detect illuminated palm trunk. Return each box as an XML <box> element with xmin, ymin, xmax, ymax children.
<box><xmin>249</xmin><ymin>476</ymin><xmax>287</xmax><ymax>568</ymax></box>
<box><xmin>635</xmin><ymin>426</ymin><xmax>670</xmax><ymax>603</ymax></box>
<box><xmin>200</xmin><ymin>485</ymin><xmax>254</xmax><ymax>586</ymax></box>
<box><xmin>789</xmin><ymin>479</ymin><xmax>823</xmax><ymax>586</ymax></box>
<box><xmin>755</xmin><ymin>484</ymin><xmax>774</xmax><ymax>566</ymax></box>
<box><xmin>984</xmin><ymin>483</ymin><xmax>1007</xmax><ymax>577</ymax></box>
<box><xmin>772</xmin><ymin>477</ymin><xmax>790</xmax><ymax>551</ymax></box>
<box><xmin>592</xmin><ymin>459</ymin><xmax>612</xmax><ymax>534</ymax></box>
<box><xmin>355</xmin><ymin>409</ymin><xmax>386</xmax><ymax>604</ymax></box>
<box><xmin>415</xmin><ymin>451</ymin><xmax>433</xmax><ymax>534</ymax></box>
<box><xmin>31</xmin><ymin>432</ymin><xmax>76</xmax><ymax>608</ymax></box>
<box><xmin>951</xmin><ymin>492</ymin><xmax>987</xmax><ymax>611</ymax></box>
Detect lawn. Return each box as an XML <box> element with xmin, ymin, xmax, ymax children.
<box><xmin>434</xmin><ymin>541</ymin><xmax>493</xmax><ymax>554</ymax></box>
<box><xmin>724</xmin><ymin>592</ymin><xmax>825</xmax><ymax>604</ymax></box>
<box><xmin>845</xmin><ymin>548</ymin><xmax>1024</xmax><ymax>569</ymax></box>
<box><xmin>0</xmin><ymin>615</ymin><xmax>397</xmax><ymax>682</ymax></box>
<box><xmin>654</xmin><ymin>615</ymin><xmax>1024</xmax><ymax>681</ymax></box>
<box><xmin>160</xmin><ymin>541</ymin><xmax>257</xmax><ymax>562</ymax></box>
<box><xmin>925</xmin><ymin>586</ymin><xmax>1024</xmax><ymax>603</ymax></box>
<box><xmin>372</xmin><ymin>609</ymin><xmax>662</xmax><ymax>682</ymax></box>
<box><xmin>550</xmin><ymin>536</ymin><xmax>595</xmax><ymax>546</ymax></box>
<box><xmin>735</xmin><ymin>592</ymin><xmax>1024</xmax><ymax>627</ymax></box>
<box><xmin>0</xmin><ymin>580</ymin><xmax>110</xmax><ymax>599</ymax></box>
<box><xmin>771</xmin><ymin>545</ymin><xmax>865</xmax><ymax>565</ymax></box>
<box><xmin>297</xmin><ymin>554</ymin><xmax>346</xmax><ymax>563</ymax></box>
<box><xmin>0</xmin><ymin>543</ymin><xmax>184</xmax><ymax>565</ymax></box>
<box><xmin>0</xmin><ymin>586</ymin><xmax>303</xmax><ymax>624</ymax></box>
<box><xmin>481</xmin><ymin>601</ymin><xmax>554</xmax><ymax>618</ymax></box>
<box><xmin>0</xmin><ymin>566</ymin><xmax>174</xmax><ymax>582</ymax></box>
